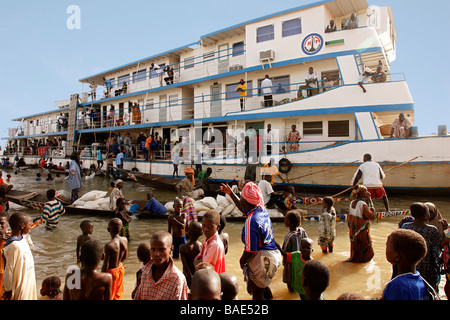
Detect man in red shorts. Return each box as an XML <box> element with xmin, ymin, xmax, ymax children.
<box><xmin>351</xmin><ymin>153</ymin><xmax>390</xmax><ymax>212</ymax></box>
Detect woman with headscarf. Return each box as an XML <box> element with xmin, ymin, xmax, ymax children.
<box><xmin>426</xmin><ymin>202</ymin><xmax>450</xmax><ymax>299</ymax></box>
<box><xmin>346</xmin><ymin>184</ymin><xmax>377</xmax><ymax>263</ymax></box>
<box><xmin>68</xmin><ymin>152</ymin><xmax>83</xmax><ymax>203</ymax></box>
<box><xmin>221</xmin><ymin>181</ymin><xmax>282</xmax><ymax>300</ymax></box>
<box><xmin>109</xmin><ymin>179</ymin><xmax>127</xmax><ymax>211</ymax></box>
<box><xmin>176</xmin><ymin>167</ymin><xmax>204</xmax><ymax>200</ymax></box>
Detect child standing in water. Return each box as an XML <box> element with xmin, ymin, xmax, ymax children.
<box><xmin>168</xmin><ymin>198</ymin><xmax>186</xmax><ymax>259</ymax></box>
<box><xmin>101</xmin><ymin>218</ymin><xmax>128</xmax><ymax>300</ymax></box>
<box><xmin>318</xmin><ymin>196</ymin><xmax>336</xmax><ymax>253</ymax></box>
<box><xmin>40</xmin><ymin>276</ymin><xmax>63</xmax><ymax>300</ymax></box>
<box><xmin>115</xmin><ymin>198</ymin><xmax>132</xmax><ymax>241</ymax></box>
<box><xmin>194</xmin><ymin>209</ymin><xmax>226</xmax><ymax>274</ymax></box>
<box><xmin>281</xmin><ymin>210</ymin><xmax>308</xmax><ymax>292</ymax></box>
<box><xmin>64</xmin><ymin>239</ymin><xmax>112</xmax><ymax>300</ymax></box>
<box><xmin>180</xmin><ymin>221</ymin><xmax>202</xmax><ymax>287</ymax></box>
<box><xmin>76</xmin><ymin>220</ymin><xmax>94</xmax><ymax>265</ymax></box>
<box><xmin>2</xmin><ymin>212</ymin><xmax>37</xmax><ymax>300</ymax></box>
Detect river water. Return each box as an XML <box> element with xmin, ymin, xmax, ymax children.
<box><xmin>6</xmin><ymin>168</ymin><xmax>449</xmax><ymax>300</ymax></box>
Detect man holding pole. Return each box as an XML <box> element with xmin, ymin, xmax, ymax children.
<box><xmin>351</xmin><ymin>153</ymin><xmax>390</xmax><ymax>212</ymax></box>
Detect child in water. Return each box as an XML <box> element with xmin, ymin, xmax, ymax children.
<box><xmin>281</xmin><ymin>210</ymin><xmax>308</xmax><ymax>292</ymax></box>
<box><xmin>40</xmin><ymin>276</ymin><xmax>63</xmax><ymax>300</ymax></box>
<box><xmin>318</xmin><ymin>196</ymin><xmax>336</xmax><ymax>253</ymax></box>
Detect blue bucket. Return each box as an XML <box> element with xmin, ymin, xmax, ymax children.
<box><xmin>130</xmin><ymin>204</ymin><xmax>139</xmax><ymax>213</ymax></box>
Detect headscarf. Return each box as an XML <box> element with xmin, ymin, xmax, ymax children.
<box><xmin>425</xmin><ymin>202</ymin><xmax>445</xmax><ymax>238</ymax></box>
<box><xmin>350</xmin><ymin>184</ymin><xmax>367</xmax><ymax>200</ymax></box>
<box><xmin>184</xmin><ymin>167</ymin><xmax>195</xmax><ymax>186</ymax></box>
<box><xmin>115</xmin><ymin>179</ymin><xmax>124</xmax><ymax>187</ymax></box>
<box><xmin>241</xmin><ymin>182</ymin><xmax>264</xmax><ymax>207</ymax></box>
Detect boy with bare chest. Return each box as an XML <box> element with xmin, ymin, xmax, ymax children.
<box><xmin>168</xmin><ymin>198</ymin><xmax>186</xmax><ymax>259</ymax></box>
<box><xmin>101</xmin><ymin>218</ymin><xmax>128</xmax><ymax>300</ymax></box>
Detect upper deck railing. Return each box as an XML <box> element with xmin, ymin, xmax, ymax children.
<box><xmin>80</xmin><ymin>44</ymin><xmax>247</xmax><ymax>103</ymax></box>
<box><xmin>8</xmin><ymin>73</ymin><xmax>407</xmax><ymax>139</ymax></box>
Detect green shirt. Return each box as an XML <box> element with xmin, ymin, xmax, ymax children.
<box><xmin>197</xmin><ymin>170</ymin><xmax>211</xmax><ymax>182</ymax></box>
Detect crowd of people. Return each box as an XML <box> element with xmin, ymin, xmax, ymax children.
<box><xmin>0</xmin><ymin>165</ymin><xmax>448</xmax><ymax>301</ymax></box>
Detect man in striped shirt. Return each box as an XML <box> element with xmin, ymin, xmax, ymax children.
<box><xmin>38</xmin><ymin>189</ymin><xmax>65</xmax><ymax>230</ymax></box>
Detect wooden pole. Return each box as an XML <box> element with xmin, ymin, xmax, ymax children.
<box><xmin>304</xmin><ymin>156</ymin><xmax>421</xmax><ymax>208</ymax></box>
<box><xmin>286</xmin><ymin>160</ymin><xmax>359</xmax><ymax>183</ymax></box>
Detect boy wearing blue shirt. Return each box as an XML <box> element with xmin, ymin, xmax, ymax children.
<box><xmin>382</xmin><ymin>229</ymin><xmax>432</xmax><ymax>300</ymax></box>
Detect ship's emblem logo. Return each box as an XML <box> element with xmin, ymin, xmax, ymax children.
<box><xmin>301</xmin><ymin>33</ymin><xmax>323</xmax><ymax>55</ymax></box>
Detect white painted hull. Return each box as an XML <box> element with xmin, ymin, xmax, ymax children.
<box><xmin>58</xmin><ymin>135</ymin><xmax>450</xmax><ymax>195</ymax></box>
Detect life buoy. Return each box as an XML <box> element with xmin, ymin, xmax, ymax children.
<box><xmin>278</xmin><ymin>158</ymin><xmax>292</xmax><ymax>174</ymax></box>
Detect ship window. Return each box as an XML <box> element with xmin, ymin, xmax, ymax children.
<box><xmin>150</xmin><ymin>63</ymin><xmax>166</xmax><ymax>78</ymax></box>
<box><xmin>303</xmin><ymin>121</ymin><xmax>323</xmax><ymax>135</ymax></box>
<box><xmin>225</xmin><ymin>81</ymin><xmax>253</xmax><ymax>100</ymax></box>
<box><xmin>328</xmin><ymin>120</ymin><xmax>349</xmax><ymax>137</ymax></box>
<box><xmin>169</xmin><ymin>94</ymin><xmax>179</xmax><ymax>106</ymax></box>
<box><xmin>282</xmin><ymin>18</ymin><xmax>302</xmax><ymax>37</ymax></box>
<box><xmin>232</xmin><ymin>42</ymin><xmax>245</xmax><ymax>56</ymax></box>
<box><xmin>132</xmin><ymin>69</ymin><xmax>147</xmax><ymax>83</ymax></box>
<box><xmin>257</xmin><ymin>25</ymin><xmax>274</xmax><ymax>43</ymax></box>
<box><xmin>257</xmin><ymin>75</ymin><xmax>290</xmax><ymax>95</ymax></box>
<box><xmin>184</xmin><ymin>57</ymin><xmax>195</xmax><ymax>70</ymax></box>
<box><xmin>118</xmin><ymin>74</ymin><xmax>130</xmax><ymax>86</ymax></box>
<box><xmin>203</xmin><ymin>52</ymin><xmax>215</xmax><ymax>61</ymax></box>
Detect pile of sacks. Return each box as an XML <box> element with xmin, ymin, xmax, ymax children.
<box><xmin>164</xmin><ymin>194</ymin><xmax>285</xmax><ymax>219</ymax></box>
<box><xmin>72</xmin><ymin>190</ymin><xmax>110</xmax><ymax>210</ymax></box>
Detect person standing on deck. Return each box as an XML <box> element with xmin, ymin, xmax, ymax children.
<box><xmin>235</xmin><ymin>79</ymin><xmax>247</xmax><ymax>111</ymax></box>
<box><xmin>351</xmin><ymin>153</ymin><xmax>390</xmax><ymax>212</ymax></box>
<box><xmin>261</xmin><ymin>75</ymin><xmax>273</xmax><ymax>107</ymax></box>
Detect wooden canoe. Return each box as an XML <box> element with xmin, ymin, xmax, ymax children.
<box><xmin>6</xmin><ymin>189</ymin><xmax>70</xmax><ymax>211</ymax></box>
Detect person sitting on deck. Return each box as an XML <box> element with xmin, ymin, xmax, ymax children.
<box><xmin>390</xmin><ymin>113</ymin><xmax>412</xmax><ymax>139</ymax></box>
<box><xmin>261</xmin><ymin>158</ymin><xmax>286</xmax><ymax>185</ymax></box>
<box><xmin>325</xmin><ymin>20</ymin><xmax>336</xmax><ymax>33</ymax></box>
<box><xmin>176</xmin><ymin>167</ymin><xmax>205</xmax><ymax>200</ymax></box>
<box><xmin>358</xmin><ymin>67</ymin><xmax>376</xmax><ymax>93</ymax></box>
<box><xmin>344</xmin><ymin>13</ymin><xmax>359</xmax><ymax>29</ymax></box>
<box><xmin>372</xmin><ymin>66</ymin><xmax>386</xmax><ymax>83</ymax></box>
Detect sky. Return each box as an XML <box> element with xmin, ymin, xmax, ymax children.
<box><xmin>1</xmin><ymin>0</ymin><xmax>449</xmax><ymax>148</ymax></box>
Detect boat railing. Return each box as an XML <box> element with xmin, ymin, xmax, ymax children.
<box><xmin>9</xmin><ymin>73</ymin><xmax>402</xmax><ymax>138</ymax></box>
<box><xmin>74</xmin><ymin>78</ymin><xmax>344</xmax><ymax>130</ymax></box>
<box><xmin>80</xmin><ymin>45</ymin><xmax>247</xmax><ymax>103</ymax></box>
<box><xmin>74</xmin><ymin>137</ymin><xmax>350</xmax><ymax>163</ymax></box>
<box><xmin>2</xmin><ymin>145</ymin><xmax>66</xmax><ymax>158</ymax></box>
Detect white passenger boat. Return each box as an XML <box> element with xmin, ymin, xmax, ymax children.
<box><xmin>4</xmin><ymin>0</ymin><xmax>450</xmax><ymax>196</ymax></box>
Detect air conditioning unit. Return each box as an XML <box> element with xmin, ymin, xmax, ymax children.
<box><xmin>229</xmin><ymin>64</ymin><xmax>243</xmax><ymax>72</ymax></box>
<box><xmin>259</xmin><ymin>50</ymin><xmax>275</xmax><ymax>61</ymax></box>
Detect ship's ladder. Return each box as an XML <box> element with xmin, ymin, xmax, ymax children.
<box><xmin>354</xmin><ymin>53</ymin><xmax>365</xmax><ymax>74</ymax></box>
<box><xmin>66</xmin><ymin>94</ymin><xmax>79</xmax><ymax>156</ymax></box>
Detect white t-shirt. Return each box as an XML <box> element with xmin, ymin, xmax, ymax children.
<box><xmin>261</xmin><ymin>78</ymin><xmax>273</xmax><ymax>95</ymax></box>
<box><xmin>152</xmin><ymin>64</ymin><xmax>162</xmax><ymax>74</ymax></box>
<box><xmin>351</xmin><ymin>161</ymin><xmax>385</xmax><ymax>188</ymax></box>
<box><xmin>258</xmin><ymin>179</ymin><xmax>274</xmax><ymax>205</ymax></box>
<box><xmin>305</xmin><ymin>71</ymin><xmax>318</xmax><ymax>88</ymax></box>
